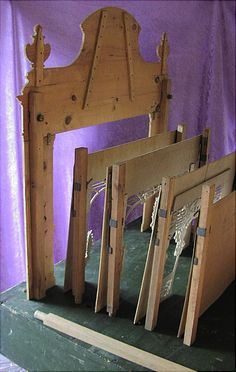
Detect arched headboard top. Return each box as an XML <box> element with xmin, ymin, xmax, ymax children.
<box><xmin>20</xmin><ymin>7</ymin><xmax>170</xmax><ymax>135</ymax></box>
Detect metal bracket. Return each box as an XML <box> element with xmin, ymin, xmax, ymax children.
<box><xmin>193</xmin><ymin>257</ymin><xmax>198</xmax><ymax>265</ymax></box>
<box><xmin>107</xmin><ymin>246</ymin><xmax>113</xmax><ymax>254</ymax></box>
<box><xmin>74</xmin><ymin>182</ymin><xmax>81</xmax><ymax>191</ymax></box>
<box><xmin>159</xmin><ymin>208</ymin><xmax>167</xmax><ymax>218</ymax></box>
<box><xmin>196</xmin><ymin>227</ymin><xmax>207</xmax><ymax>237</ymax></box>
<box><xmin>109</xmin><ymin>219</ymin><xmax>118</xmax><ymax>228</ymax></box>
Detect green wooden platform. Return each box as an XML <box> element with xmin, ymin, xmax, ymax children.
<box><xmin>0</xmin><ymin>219</ymin><xmax>235</xmax><ymax>371</ymax></box>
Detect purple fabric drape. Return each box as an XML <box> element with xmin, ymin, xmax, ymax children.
<box><xmin>0</xmin><ymin>0</ymin><xmax>235</xmax><ymax>292</ymax></box>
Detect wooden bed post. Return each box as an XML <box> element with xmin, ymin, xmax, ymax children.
<box><xmin>21</xmin><ymin>26</ymin><xmax>54</xmax><ymax>299</ymax></box>
<box><xmin>28</xmin><ymin>92</ymin><xmax>47</xmax><ymax>299</ymax></box>
<box><xmin>141</xmin><ymin>33</ymin><xmax>171</xmax><ymax>232</ymax></box>
<box><xmin>107</xmin><ymin>163</ymin><xmax>126</xmax><ymax>316</ymax></box>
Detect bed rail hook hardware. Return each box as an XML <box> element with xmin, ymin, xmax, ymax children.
<box><xmin>109</xmin><ymin>218</ymin><xmax>118</xmax><ymax>228</ymax></box>
<box><xmin>159</xmin><ymin>208</ymin><xmax>167</xmax><ymax>218</ymax></box>
<box><xmin>196</xmin><ymin>227</ymin><xmax>207</xmax><ymax>237</ymax></box>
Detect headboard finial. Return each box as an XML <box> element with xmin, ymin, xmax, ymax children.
<box><xmin>157</xmin><ymin>32</ymin><xmax>169</xmax><ymax>75</ymax></box>
<box><xmin>25</xmin><ymin>25</ymin><xmax>51</xmax><ymax>86</ymax></box>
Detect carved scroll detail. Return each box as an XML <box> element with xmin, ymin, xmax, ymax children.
<box><xmin>25</xmin><ymin>25</ymin><xmax>51</xmax><ymax>86</ymax></box>
<box><xmin>126</xmin><ymin>185</ymin><xmax>161</xmax><ymax>222</ymax></box>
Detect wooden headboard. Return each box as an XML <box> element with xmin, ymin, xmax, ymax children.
<box><xmin>18</xmin><ymin>7</ymin><xmax>171</xmax><ymax>300</ymax></box>
<box><xmin>19</xmin><ymin>7</ymin><xmax>169</xmax><ymax>136</ymax></box>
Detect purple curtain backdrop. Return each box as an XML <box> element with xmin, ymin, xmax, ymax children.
<box><xmin>0</xmin><ymin>0</ymin><xmax>235</xmax><ymax>292</ymax></box>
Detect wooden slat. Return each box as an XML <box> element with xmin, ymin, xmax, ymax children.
<box><xmin>145</xmin><ymin>177</ymin><xmax>175</xmax><ymax>331</ymax></box>
<box><xmin>34</xmin><ymin>311</ymin><xmax>195</xmax><ymax>372</ymax></box>
<box><xmin>183</xmin><ymin>184</ymin><xmax>215</xmax><ymax>346</ymax></box>
<box><xmin>71</xmin><ymin>148</ymin><xmax>88</xmax><ymax>304</ymax></box>
<box><xmin>134</xmin><ymin>194</ymin><xmax>160</xmax><ymax>324</ymax></box>
<box><xmin>107</xmin><ymin>163</ymin><xmax>126</xmax><ymax>316</ymax></box>
<box><xmin>95</xmin><ymin>167</ymin><xmax>112</xmax><ymax>312</ymax></box>
<box><xmin>184</xmin><ymin>189</ymin><xmax>236</xmax><ymax>346</ymax></box>
<box><xmin>177</xmin><ymin>218</ymin><xmax>199</xmax><ymax>338</ymax></box>
<box><xmin>64</xmin><ymin>184</ymin><xmax>74</xmax><ymax>292</ymax></box>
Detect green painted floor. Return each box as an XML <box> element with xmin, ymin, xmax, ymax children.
<box><xmin>0</xmin><ymin>219</ymin><xmax>235</xmax><ymax>371</ymax></box>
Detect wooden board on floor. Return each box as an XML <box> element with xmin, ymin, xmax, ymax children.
<box><xmin>34</xmin><ymin>311</ymin><xmax>195</xmax><ymax>372</ymax></box>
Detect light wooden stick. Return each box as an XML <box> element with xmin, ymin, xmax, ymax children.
<box><xmin>34</xmin><ymin>311</ymin><xmax>195</xmax><ymax>372</ymax></box>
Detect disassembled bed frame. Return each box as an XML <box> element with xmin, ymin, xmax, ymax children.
<box><xmin>18</xmin><ymin>6</ymin><xmax>235</xmax><ymax>353</ymax></box>
<box><xmin>18</xmin><ymin>7</ymin><xmax>171</xmax><ymax>300</ymax></box>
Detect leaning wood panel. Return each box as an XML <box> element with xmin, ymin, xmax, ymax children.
<box><xmin>34</xmin><ymin>311</ymin><xmax>194</xmax><ymax>372</ymax></box>
<box><xmin>200</xmin><ymin>191</ymin><xmax>236</xmax><ymax>313</ymax></box>
<box><xmin>108</xmin><ymin>131</ymin><xmax>207</xmax><ymax>318</ymax></box>
<box><xmin>184</xmin><ymin>187</ymin><xmax>235</xmax><ymax>346</ymax></box>
<box><xmin>125</xmin><ymin>135</ymin><xmax>201</xmax><ymax>196</ymax></box>
<box><xmin>87</xmin><ymin>130</ymin><xmax>176</xmax><ymax>183</ymax></box>
<box><xmin>136</xmin><ymin>168</ymin><xmax>231</xmax><ymax>326</ymax></box>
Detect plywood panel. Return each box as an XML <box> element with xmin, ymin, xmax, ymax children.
<box><xmin>125</xmin><ymin>136</ymin><xmax>201</xmax><ymax>196</ymax></box>
<box><xmin>184</xmin><ymin>188</ymin><xmax>236</xmax><ymax>346</ymax></box>
<box><xmin>88</xmin><ymin>130</ymin><xmax>176</xmax><ymax>182</ymax></box>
